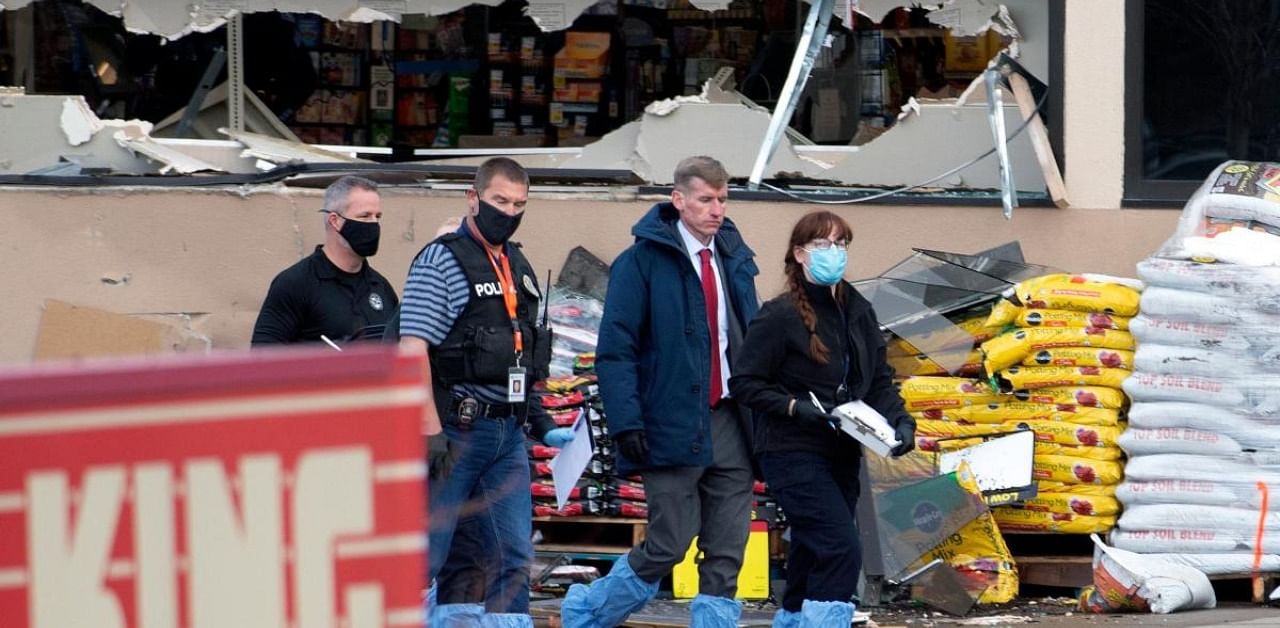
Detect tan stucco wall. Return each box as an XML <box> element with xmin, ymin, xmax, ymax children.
<box><xmin>1062</xmin><ymin>0</ymin><xmax>1128</xmax><ymax>209</ymax></box>
<box><xmin>4</xmin><ymin>185</ymin><xmax>1179</xmax><ymax>364</ymax></box>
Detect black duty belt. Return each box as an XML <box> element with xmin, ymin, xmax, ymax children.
<box><xmin>449</xmin><ymin>398</ymin><xmax>521</xmax><ymax>420</ymax></box>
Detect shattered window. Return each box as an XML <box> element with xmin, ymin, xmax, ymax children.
<box><xmin>1138</xmin><ymin>0</ymin><xmax>1280</xmax><ymax>182</ymax></box>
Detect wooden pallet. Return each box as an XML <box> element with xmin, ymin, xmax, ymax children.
<box><xmin>533</xmin><ymin>516</ymin><xmax>647</xmax><ymax>556</ymax></box>
<box><xmin>1208</xmin><ymin>572</ymin><xmax>1280</xmax><ymax>604</ymax></box>
<box><xmin>1001</xmin><ymin>531</ymin><xmax>1095</xmax><ymax>588</ymax></box>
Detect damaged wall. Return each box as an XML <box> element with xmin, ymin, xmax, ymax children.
<box><xmin>0</xmin><ymin>0</ymin><xmax>734</xmax><ymax>36</ymax></box>
<box><xmin>2</xmin><ymin>185</ymin><xmax>1178</xmax><ymax>363</ymax></box>
<box><xmin>816</xmin><ymin>102</ymin><xmax>1047</xmax><ymax>192</ymax></box>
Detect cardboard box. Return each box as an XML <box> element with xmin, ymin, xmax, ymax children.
<box><xmin>553</xmin><ymin>81</ymin><xmax>603</xmax><ymax>103</ymax></box>
<box><xmin>553</xmin><ymin>32</ymin><xmax>610</xmax><ymax>79</ymax></box>
<box><xmin>943</xmin><ymin>30</ymin><xmax>1003</xmax><ymax>73</ymax></box>
<box><xmin>672</xmin><ymin>521</ymin><xmax>769</xmax><ymax>599</ymax></box>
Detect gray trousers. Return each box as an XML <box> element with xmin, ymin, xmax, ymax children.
<box><xmin>626</xmin><ymin>404</ymin><xmax>754</xmax><ymax>597</ymax></box>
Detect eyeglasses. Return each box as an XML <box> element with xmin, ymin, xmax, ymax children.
<box><xmin>804</xmin><ymin>239</ymin><xmax>849</xmax><ymax>251</ymax></box>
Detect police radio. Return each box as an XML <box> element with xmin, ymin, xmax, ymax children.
<box><xmin>533</xmin><ymin>270</ymin><xmax>554</xmax><ymax>379</ymax></box>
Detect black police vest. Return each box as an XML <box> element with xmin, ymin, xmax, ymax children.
<box><xmin>431</xmin><ymin>232</ymin><xmax>549</xmax><ymax>388</ymax></box>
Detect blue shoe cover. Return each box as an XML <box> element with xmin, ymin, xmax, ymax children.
<box><xmin>429</xmin><ymin>602</ymin><xmax>484</xmax><ymax>628</ymax></box>
<box><xmin>772</xmin><ymin>607</ymin><xmax>801</xmax><ymax>628</ymax></box>
<box><xmin>479</xmin><ymin>613</ymin><xmax>534</xmax><ymax>627</ymax></box>
<box><xmin>798</xmin><ymin>600</ymin><xmax>854</xmax><ymax>627</ymax></box>
<box><xmin>690</xmin><ymin>594</ymin><xmax>741</xmax><ymax>628</ymax></box>
<box><xmin>559</xmin><ymin>553</ymin><xmax>659</xmax><ymax>628</ymax></box>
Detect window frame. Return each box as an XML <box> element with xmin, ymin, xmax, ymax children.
<box><xmin>1122</xmin><ymin>0</ymin><xmax>1214</xmax><ymax>207</ymax></box>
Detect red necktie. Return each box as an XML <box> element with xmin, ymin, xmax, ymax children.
<box><xmin>699</xmin><ymin>248</ymin><xmax>723</xmax><ymax>406</ymax></box>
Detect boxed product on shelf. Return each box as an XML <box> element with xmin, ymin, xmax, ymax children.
<box><xmin>314</xmin><ymin>52</ymin><xmax>362</xmax><ymax>86</ymax></box>
<box><xmin>943</xmin><ymin>29</ymin><xmax>1004</xmax><ymax>73</ymax></box>
<box><xmin>295</xmin><ymin>96</ymin><xmax>324</xmax><ymax>123</ymax></box>
<box><xmin>522</xmin><ymin>75</ymin><xmax>548</xmax><ymax>105</ymax></box>
<box><xmin>295</xmin><ymin>15</ymin><xmax>324</xmax><ymax>48</ymax></box>
<box><xmin>323</xmin><ymin>21</ymin><xmax>368</xmax><ymax>49</ymax></box>
<box><xmin>553</xmin><ymin>81</ymin><xmax>603</xmax><ymax>103</ymax></box>
<box><xmin>397</xmin><ymin>27</ymin><xmax>432</xmax><ymax>51</ymax></box>
<box><xmin>396</xmin><ymin>92</ymin><xmax>439</xmax><ymax>127</ymax></box>
<box><xmin>520</xmin><ymin>36</ymin><xmax>546</xmax><ymax>69</ymax></box>
<box><xmin>554</xmin><ymin>32</ymin><xmax>610</xmax><ymax>79</ymax></box>
<box><xmin>321</xmin><ymin>91</ymin><xmax>364</xmax><ymax>125</ymax></box>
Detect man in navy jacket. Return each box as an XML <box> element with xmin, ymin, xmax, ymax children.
<box><xmin>562</xmin><ymin>156</ymin><xmax>760</xmax><ymax>628</ymax></box>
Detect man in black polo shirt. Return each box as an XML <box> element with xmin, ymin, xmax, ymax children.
<box><xmin>251</xmin><ymin>175</ymin><xmax>398</xmax><ymax>346</ymax></box>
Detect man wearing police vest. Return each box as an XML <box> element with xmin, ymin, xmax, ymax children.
<box><xmin>400</xmin><ymin>157</ymin><xmax>574</xmax><ymax>627</ymax></box>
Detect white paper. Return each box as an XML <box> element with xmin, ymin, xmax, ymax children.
<box><xmin>526</xmin><ymin>3</ymin><xmax>567</xmax><ymax>31</ymax></box>
<box><xmin>832</xmin><ymin>400</ymin><xmax>900</xmax><ymax>457</ymax></box>
<box><xmin>549</xmin><ymin>410</ymin><xmax>593</xmax><ymax>510</ymax></box>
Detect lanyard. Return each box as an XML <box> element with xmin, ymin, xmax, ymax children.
<box><xmin>486</xmin><ymin>249</ymin><xmax>523</xmax><ymax>355</ymax></box>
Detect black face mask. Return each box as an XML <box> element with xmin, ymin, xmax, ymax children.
<box><xmin>338</xmin><ymin>216</ymin><xmax>380</xmax><ymax>257</ymax></box>
<box><xmin>474</xmin><ymin>198</ymin><xmax>523</xmax><ymax>245</ymax></box>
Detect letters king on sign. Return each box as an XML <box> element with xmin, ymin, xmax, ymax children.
<box><xmin>0</xmin><ymin>346</ymin><xmax>428</xmax><ymax>628</ymax></box>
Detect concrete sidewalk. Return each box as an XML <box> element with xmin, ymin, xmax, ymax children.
<box><xmin>912</xmin><ymin>603</ymin><xmax>1279</xmax><ymax>627</ymax></box>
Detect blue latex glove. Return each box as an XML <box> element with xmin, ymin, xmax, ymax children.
<box><xmin>543</xmin><ymin>427</ymin><xmax>575</xmax><ymax>448</ymax></box>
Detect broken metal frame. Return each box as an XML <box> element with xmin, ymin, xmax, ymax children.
<box><xmin>984</xmin><ymin>68</ymin><xmax>1018</xmax><ymax>218</ymax></box>
<box><xmin>175</xmin><ymin>48</ymin><xmax>227</xmax><ymax>138</ymax></box>
<box><xmin>744</xmin><ymin>2</ymin><xmax>1032</xmax><ymax>211</ymax></box>
<box><xmin>747</xmin><ymin>0</ymin><xmax>835</xmax><ymax>190</ymax></box>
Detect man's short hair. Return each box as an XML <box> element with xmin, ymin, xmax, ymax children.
<box><xmin>673</xmin><ymin>156</ymin><xmax>729</xmax><ymax>191</ymax></box>
<box><xmin>323</xmin><ymin>175</ymin><xmax>379</xmax><ymax>216</ymax></box>
<box><xmin>475</xmin><ymin>157</ymin><xmax>530</xmax><ymax>193</ymax></box>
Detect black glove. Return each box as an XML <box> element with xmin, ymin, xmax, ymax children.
<box><xmin>890</xmin><ymin>422</ymin><xmax>916</xmax><ymax>457</ymax></box>
<box><xmin>794</xmin><ymin>400</ymin><xmax>838</xmax><ymax>429</ymax></box>
<box><xmin>427</xmin><ymin>432</ymin><xmax>455</xmax><ymax>479</ymax></box>
<box><xmin>615</xmin><ymin>430</ymin><xmax>650</xmax><ymax>465</ymax></box>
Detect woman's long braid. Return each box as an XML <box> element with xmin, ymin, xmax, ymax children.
<box><xmin>786</xmin><ymin>262</ymin><xmax>831</xmax><ymax>365</ymax></box>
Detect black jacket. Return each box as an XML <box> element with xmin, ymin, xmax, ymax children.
<box><xmin>251</xmin><ymin>246</ymin><xmax>397</xmax><ymax>346</ymax></box>
<box><xmin>729</xmin><ymin>280</ymin><xmax>913</xmax><ymax>458</ymax></box>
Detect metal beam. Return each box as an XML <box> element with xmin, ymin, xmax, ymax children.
<box><xmin>227</xmin><ymin>13</ymin><xmax>245</xmax><ymax>132</ymax></box>
<box><xmin>747</xmin><ymin>0</ymin><xmax>835</xmax><ymax>189</ymax></box>
<box><xmin>984</xmin><ymin>68</ymin><xmax>1018</xmax><ymax>219</ymax></box>
<box><xmin>176</xmin><ymin>48</ymin><xmax>227</xmax><ymax>138</ymax></box>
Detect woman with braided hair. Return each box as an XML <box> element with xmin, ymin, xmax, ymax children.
<box><xmin>729</xmin><ymin>210</ymin><xmax>915</xmax><ymax>627</ymax></box>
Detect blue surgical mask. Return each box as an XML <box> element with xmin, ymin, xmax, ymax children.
<box><xmin>806</xmin><ymin>247</ymin><xmax>847</xmax><ymax>285</ymax></box>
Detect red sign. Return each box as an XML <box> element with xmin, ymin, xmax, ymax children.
<box><xmin>0</xmin><ymin>346</ymin><xmax>427</xmax><ymax>628</ymax></box>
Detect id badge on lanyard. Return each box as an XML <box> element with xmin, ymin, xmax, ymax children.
<box><xmin>508</xmin><ymin>366</ymin><xmax>527</xmax><ymax>403</ymax></box>
<box><xmin>489</xmin><ymin>249</ymin><xmax>527</xmax><ymax>403</ymax></box>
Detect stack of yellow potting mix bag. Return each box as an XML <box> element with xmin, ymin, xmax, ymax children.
<box><xmin>900</xmin><ymin>274</ymin><xmax>1142</xmax><ymax>535</ymax></box>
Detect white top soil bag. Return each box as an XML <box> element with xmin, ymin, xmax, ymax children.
<box><xmin>1130</xmin><ymin>316</ymin><xmax>1280</xmax><ymax>359</ymax></box>
<box><xmin>1137</xmin><ymin>258</ymin><xmax>1280</xmax><ymax>297</ymax></box>
<box><xmin>1158</xmin><ymin>161</ymin><xmax>1280</xmax><ymax>265</ymax></box>
<box><xmin>1083</xmin><ymin>534</ymin><xmax>1216</xmax><ymax>614</ymax></box>
<box><xmin>1134</xmin><ymin>343</ymin><xmax>1280</xmax><ymax>377</ymax></box>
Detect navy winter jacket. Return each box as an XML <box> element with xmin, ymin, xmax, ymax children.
<box><xmin>597</xmin><ymin>202</ymin><xmax>760</xmax><ymax>474</ymax></box>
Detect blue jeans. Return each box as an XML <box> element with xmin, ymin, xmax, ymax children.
<box><xmin>429</xmin><ymin>415</ymin><xmax>533</xmax><ymax>614</ymax></box>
